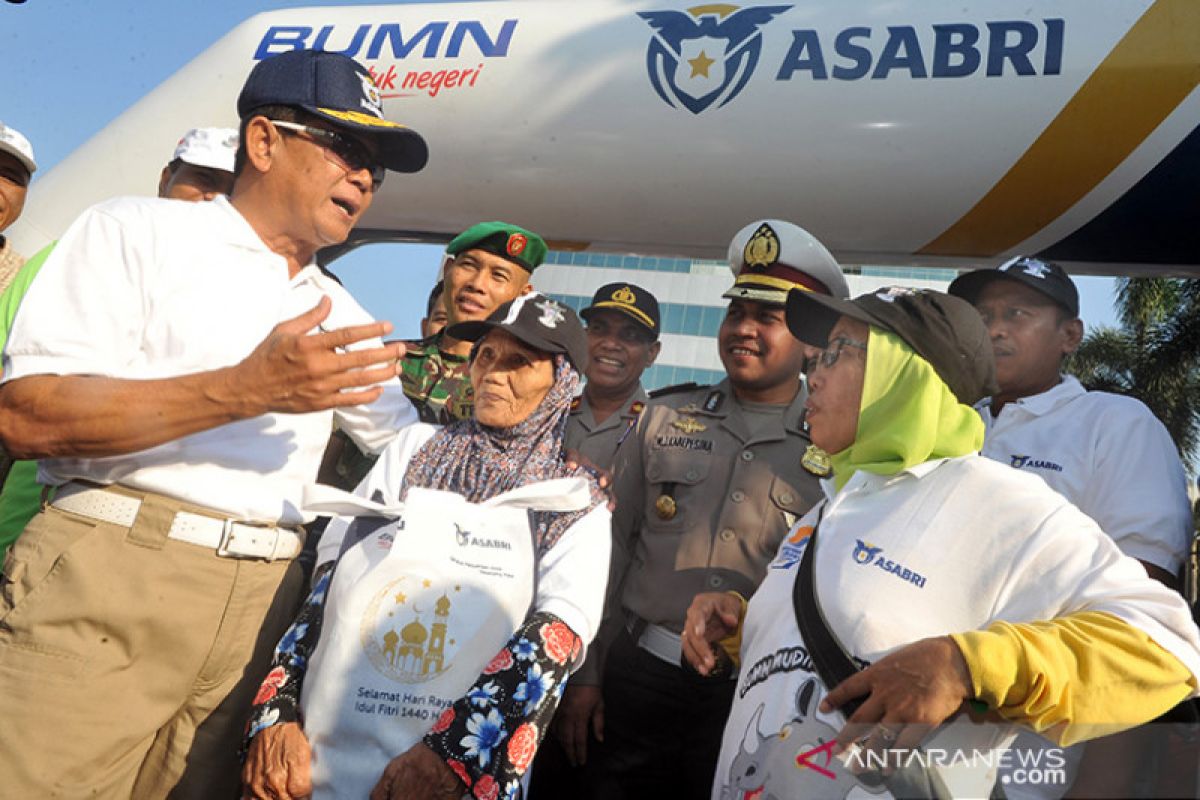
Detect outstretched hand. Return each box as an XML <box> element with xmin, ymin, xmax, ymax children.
<box><xmin>820</xmin><ymin>636</ymin><xmax>973</xmax><ymax>757</ymax></box>
<box><xmin>232</xmin><ymin>296</ymin><xmax>403</xmax><ymax>415</ymax></box>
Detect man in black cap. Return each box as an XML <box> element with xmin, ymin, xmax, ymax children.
<box><xmin>949</xmin><ymin>257</ymin><xmax>1195</xmax><ymax>796</ymax></box>
<box><xmin>565</xmin><ymin>282</ymin><xmax>661</xmax><ymax>469</ymax></box>
<box><xmin>949</xmin><ymin>257</ymin><xmax>1191</xmax><ymax>588</ymax></box>
<box><xmin>0</xmin><ymin>50</ymin><xmax>426</xmax><ymax>797</ymax></box>
<box><xmin>683</xmin><ymin>287</ymin><xmax>1200</xmax><ymax>800</ymax></box>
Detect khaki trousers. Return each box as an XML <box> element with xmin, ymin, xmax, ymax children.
<box><xmin>0</xmin><ymin>487</ymin><xmax>305</xmax><ymax>799</ymax></box>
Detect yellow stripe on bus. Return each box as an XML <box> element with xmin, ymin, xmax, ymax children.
<box><xmin>920</xmin><ymin>0</ymin><xmax>1200</xmax><ymax>258</ymax></box>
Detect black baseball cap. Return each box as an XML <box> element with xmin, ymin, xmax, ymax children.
<box><xmin>948</xmin><ymin>256</ymin><xmax>1079</xmax><ymax>317</ymax></box>
<box><xmin>786</xmin><ymin>287</ymin><xmax>998</xmax><ymax>405</ymax></box>
<box><xmin>447</xmin><ymin>293</ymin><xmax>588</xmax><ymax>371</ymax></box>
<box><xmin>237</xmin><ymin>50</ymin><xmax>428</xmax><ymax>173</ymax></box>
<box><xmin>580</xmin><ymin>283</ymin><xmax>661</xmax><ymax>340</ymax></box>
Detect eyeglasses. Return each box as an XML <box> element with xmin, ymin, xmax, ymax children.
<box><xmin>269</xmin><ymin>120</ymin><xmax>385</xmax><ymax>191</ymax></box>
<box><xmin>805</xmin><ymin>336</ymin><xmax>867</xmax><ymax>373</ymax></box>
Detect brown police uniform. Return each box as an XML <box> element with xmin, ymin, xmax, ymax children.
<box><xmin>563</xmin><ymin>387</ymin><xmax>647</xmax><ymax>471</ymax></box>
<box><xmin>575</xmin><ymin>379</ymin><xmax>824</xmax><ymax>800</ymax></box>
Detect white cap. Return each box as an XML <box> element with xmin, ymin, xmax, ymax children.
<box><xmin>0</xmin><ymin>122</ymin><xmax>37</xmax><ymax>176</ymax></box>
<box><xmin>171</xmin><ymin>127</ymin><xmax>238</xmax><ymax>173</ymax></box>
<box><xmin>723</xmin><ymin>219</ymin><xmax>849</xmax><ymax>303</ymax></box>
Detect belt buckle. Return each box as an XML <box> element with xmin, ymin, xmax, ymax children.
<box><xmin>217</xmin><ymin>518</ymin><xmax>282</xmax><ymax>561</ymax></box>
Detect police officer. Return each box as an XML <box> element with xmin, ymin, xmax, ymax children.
<box><xmin>565</xmin><ymin>282</ymin><xmax>662</xmax><ymax>468</ymax></box>
<box><xmin>321</xmin><ymin>221</ymin><xmax>545</xmax><ymax>490</ymax></box>
<box><xmin>561</xmin><ymin>220</ymin><xmax>849</xmax><ymax>800</ymax></box>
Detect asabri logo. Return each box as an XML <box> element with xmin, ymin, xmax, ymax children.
<box><xmin>638</xmin><ymin>4</ymin><xmax>791</xmax><ymax>114</ymax></box>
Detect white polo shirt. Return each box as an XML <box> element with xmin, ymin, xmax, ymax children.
<box><xmin>977</xmin><ymin>376</ymin><xmax>1192</xmax><ymax>575</ymax></box>
<box><xmin>713</xmin><ymin>455</ymin><xmax>1200</xmax><ymax>800</ymax></box>
<box><xmin>1</xmin><ymin>195</ymin><xmax>414</xmax><ymax>524</ymax></box>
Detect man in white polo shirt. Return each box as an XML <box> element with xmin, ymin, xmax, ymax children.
<box><xmin>0</xmin><ymin>50</ymin><xmax>427</xmax><ymax>798</ymax></box>
<box><xmin>949</xmin><ymin>256</ymin><xmax>1195</xmax><ymax>797</ymax></box>
<box><xmin>948</xmin><ymin>257</ymin><xmax>1191</xmax><ymax>589</ymax></box>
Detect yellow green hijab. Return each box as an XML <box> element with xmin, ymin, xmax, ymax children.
<box><xmin>828</xmin><ymin>327</ymin><xmax>985</xmax><ymax>491</ymax></box>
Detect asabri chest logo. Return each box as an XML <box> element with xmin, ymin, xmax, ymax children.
<box><xmin>638</xmin><ymin>4</ymin><xmax>791</xmax><ymax>114</ymax></box>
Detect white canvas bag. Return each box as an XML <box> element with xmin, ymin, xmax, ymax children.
<box><xmin>301</xmin><ymin>478</ymin><xmax>590</xmax><ymax>799</ymax></box>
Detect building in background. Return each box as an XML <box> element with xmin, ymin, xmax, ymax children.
<box><xmin>535</xmin><ymin>251</ymin><xmax>957</xmax><ymax>391</ymax></box>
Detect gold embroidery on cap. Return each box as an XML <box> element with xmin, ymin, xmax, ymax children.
<box><xmin>744</xmin><ymin>223</ymin><xmax>780</xmax><ymax>268</ymax></box>
<box><xmin>612</xmin><ymin>285</ymin><xmax>637</xmax><ymax>305</ymax></box>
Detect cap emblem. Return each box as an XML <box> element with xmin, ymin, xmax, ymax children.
<box><xmin>1005</xmin><ymin>257</ymin><xmax>1051</xmax><ymax>279</ymax></box>
<box><xmin>507</xmin><ymin>233</ymin><xmax>528</xmax><ymax>257</ymax></box>
<box><xmin>874</xmin><ymin>287</ymin><xmax>918</xmax><ymax>304</ymax></box>
<box><xmin>611</xmin><ymin>285</ymin><xmax>637</xmax><ymax>305</ymax></box>
<box><xmin>358</xmin><ymin>72</ymin><xmax>384</xmax><ymax>117</ymax></box>
<box><xmin>743</xmin><ymin>223</ymin><xmax>780</xmax><ymax>268</ymax></box>
<box><xmin>536</xmin><ymin>299</ymin><xmax>565</xmax><ymax>329</ymax></box>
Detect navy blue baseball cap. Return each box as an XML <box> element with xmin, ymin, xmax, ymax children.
<box><xmin>237</xmin><ymin>50</ymin><xmax>428</xmax><ymax>173</ymax></box>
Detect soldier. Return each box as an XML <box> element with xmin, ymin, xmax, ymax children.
<box><xmin>320</xmin><ymin>221</ymin><xmax>545</xmax><ymax>490</ymax></box>
<box><xmin>566</xmin><ymin>282</ymin><xmax>662</xmax><ymax>468</ymax></box>
<box><xmin>419</xmin><ymin>279</ymin><xmax>449</xmax><ymax>338</ymax></box>
<box><xmin>561</xmin><ymin>220</ymin><xmax>849</xmax><ymax>799</ymax></box>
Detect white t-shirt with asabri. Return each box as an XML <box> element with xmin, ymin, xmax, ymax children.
<box><xmin>977</xmin><ymin>376</ymin><xmax>1192</xmax><ymax>575</ymax></box>
<box><xmin>713</xmin><ymin>455</ymin><xmax>1200</xmax><ymax>800</ymax></box>
<box><xmin>1</xmin><ymin>195</ymin><xmax>413</xmax><ymax>524</ymax></box>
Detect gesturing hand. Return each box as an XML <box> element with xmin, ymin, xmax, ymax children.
<box><xmin>820</xmin><ymin>635</ymin><xmax>973</xmax><ymax>757</ymax></box>
<box><xmin>369</xmin><ymin>743</ymin><xmax>465</xmax><ymax>800</ymax></box>
<box><xmin>233</xmin><ymin>296</ymin><xmax>403</xmax><ymax>414</ymax></box>
<box><xmin>242</xmin><ymin>722</ymin><xmax>312</xmax><ymax>800</ymax></box>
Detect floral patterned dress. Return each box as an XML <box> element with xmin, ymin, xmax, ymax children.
<box><xmin>246</xmin><ymin>552</ymin><xmax>586</xmax><ymax>800</ymax></box>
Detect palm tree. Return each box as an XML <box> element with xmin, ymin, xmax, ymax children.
<box><xmin>1066</xmin><ymin>277</ymin><xmax>1200</xmax><ymax>469</ymax></box>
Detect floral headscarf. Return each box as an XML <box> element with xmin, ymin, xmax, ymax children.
<box><xmin>400</xmin><ymin>354</ymin><xmax>605</xmax><ymax>554</ymax></box>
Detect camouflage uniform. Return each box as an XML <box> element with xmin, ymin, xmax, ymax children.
<box><xmin>398</xmin><ymin>331</ymin><xmax>474</xmax><ymax>425</ymax></box>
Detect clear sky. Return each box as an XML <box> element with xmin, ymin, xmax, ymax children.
<box><xmin>1</xmin><ymin>0</ymin><xmax>1120</xmax><ymax>336</ymax></box>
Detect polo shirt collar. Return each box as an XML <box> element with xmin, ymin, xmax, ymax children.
<box><xmin>976</xmin><ymin>374</ymin><xmax>1085</xmax><ymax>420</ymax></box>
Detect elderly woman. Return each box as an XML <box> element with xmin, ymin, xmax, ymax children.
<box><xmin>243</xmin><ymin>294</ymin><xmax>610</xmax><ymax>800</ymax></box>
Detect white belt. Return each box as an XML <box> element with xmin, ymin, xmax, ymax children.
<box><xmin>636</xmin><ymin>622</ymin><xmax>684</xmax><ymax>666</ymax></box>
<box><xmin>51</xmin><ymin>484</ymin><xmax>304</xmax><ymax>561</ymax></box>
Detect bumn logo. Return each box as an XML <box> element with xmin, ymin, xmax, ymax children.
<box><xmin>638</xmin><ymin>4</ymin><xmax>791</xmax><ymax>114</ymax></box>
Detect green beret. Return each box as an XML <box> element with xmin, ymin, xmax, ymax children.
<box><xmin>446</xmin><ymin>221</ymin><xmax>547</xmax><ymax>272</ymax></box>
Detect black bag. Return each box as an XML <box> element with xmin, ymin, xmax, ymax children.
<box><xmin>791</xmin><ymin>503</ymin><xmax>955</xmax><ymax>800</ymax></box>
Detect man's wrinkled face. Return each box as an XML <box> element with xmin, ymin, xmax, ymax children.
<box><xmin>265</xmin><ymin>117</ymin><xmax>379</xmax><ymax>250</ymax></box>
<box><xmin>804</xmin><ymin>316</ymin><xmax>868</xmax><ymax>454</ymax></box>
<box><xmin>0</xmin><ymin>151</ymin><xmax>30</xmax><ymax>233</ymax></box>
<box><xmin>443</xmin><ymin>249</ymin><xmax>531</xmax><ymax>327</ymax></box>
<box><xmin>718</xmin><ymin>298</ymin><xmax>808</xmax><ymax>394</ymax></box>
<box><xmin>973</xmin><ymin>279</ymin><xmax>1081</xmax><ymax>399</ymax></box>
<box><xmin>584</xmin><ymin>309</ymin><xmax>660</xmax><ymax>397</ymax></box>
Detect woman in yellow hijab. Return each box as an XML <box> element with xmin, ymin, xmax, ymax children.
<box><xmin>686</xmin><ymin>287</ymin><xmax>1200</xmax><ymax>800</ymax></box>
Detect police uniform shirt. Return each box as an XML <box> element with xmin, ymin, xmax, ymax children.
<box><xmin>575</xmin><ymin>379</ymin><xmax>823</xmax><ymax>683</ymax></box>
<box><xmin>563</xmin><ymin>386</ymin><xmax>647</xmax><ymax>471</ymax></box>
<box><xmin>978</xmin><ymin>374</ymin><xmax>1192</xmax><ymax>575</ymax></box>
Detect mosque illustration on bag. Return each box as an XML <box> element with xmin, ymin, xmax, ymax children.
<box><xmin>360</xmin><ymin>576</ymin><xmax>461</xmax><ymax>682</ymax></box>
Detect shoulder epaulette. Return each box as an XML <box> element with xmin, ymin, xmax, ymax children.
<box><xmin>648</xmin><ymin>381</ymin><xmax>702</xmax><ymax>399</ymax></box>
